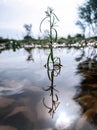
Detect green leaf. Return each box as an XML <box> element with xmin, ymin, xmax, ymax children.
<box><xmin>53</xmin><ymin>13</ymin><xmax>59</xmax><ymax>21</ymax></box>
<box><xmin>39</xmin><ymin>16</ymin><xmax>48</xmax><ymax>32</ymax></box>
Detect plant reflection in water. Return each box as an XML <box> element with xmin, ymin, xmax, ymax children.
<box><xmin>43</xmin><ymin>55</ymin><xmax>62</xmax><ymax>118</ymax></box>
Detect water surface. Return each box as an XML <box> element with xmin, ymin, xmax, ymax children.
<box><xmin>0</xmin><ymin>47</ymin><xmax>97</xmax><ymax>130</ymax></box>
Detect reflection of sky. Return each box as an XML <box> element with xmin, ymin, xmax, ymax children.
<box><xmin>0</xmin><ymin>48</ymin><xmax>82</xmax><ymax>129</ymax></box>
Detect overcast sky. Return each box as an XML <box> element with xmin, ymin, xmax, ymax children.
<box><xmin>0</xmin><ymin>0</ymin><xmax>85</xmax><ymax>39</ymax></box>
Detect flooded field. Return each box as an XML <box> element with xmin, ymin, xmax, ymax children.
<box><xmin>0</xmin><ymin>46</ymin><xmax>97</xmax><ymax>130</ymax></box>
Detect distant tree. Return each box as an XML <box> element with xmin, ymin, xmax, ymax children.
<box><xmin>67</xmin><ymin>35</ymin><xmax>72</xmax><ymax>39</ymax></box>
<box><xmin>24</xmin><ymin>24</ymin><xmax>32</xmax><ymax>40</ymax></box>
<box><xmin>0</xmin><ymin>37</ymin><xmax>3</xmax><ymax>40</ymax></box>
<box><xmin>75</xmin><ymin>33</ymin><xmax>84</xmax><ymax>38</ymax></box>
<box><xmin>76</xmin><ymin>20</ymin><xmax>86</xmax><ymax>37</ymax></box>
<box><xmin>43</xmin><ymin>29</ymin><xmax>49</xmax><ymax>39</ymax></box>
<box><xmin>77</xmin><ymin>0</ymin><xmax>97</xmax><ymax>36</ymax></box>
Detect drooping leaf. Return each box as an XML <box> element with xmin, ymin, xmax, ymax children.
<box><xmin>53</xmin><ymin>13</ymin><xmax>60</xmax><ymax>21</ymax></box>
<box><xmin>39</xmin><ymin>16</ymin><xmax>48</xmax><ymax>32</ymax></box>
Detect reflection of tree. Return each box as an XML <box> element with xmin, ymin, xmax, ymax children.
<box><xmin>24</xmin><ymin>47</ymin><xmax>34</xmax><ymax>62</ymax></box>
<box><xmin>74</xmin><ymin>46</ymin><xmax>97</xmax><ymax>129</ymax></box>
<box><xmin>75</xmin><ymin>46</ymin><xmax>97</xmax><ymax>63</ymax></box>
<box><xmin>43</xmin><ymin>53</ymin><xmax>62</xmax><ymax>118</ymax></box>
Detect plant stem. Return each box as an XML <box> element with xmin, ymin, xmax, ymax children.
<box><xmin>50</xmin><ymin>14</ymin><xmax>54</xmax><ymax>64</ymax></box>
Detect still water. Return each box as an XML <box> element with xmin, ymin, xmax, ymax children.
<box><xmin>0</xmin><ymin>47</ymin><xmax>97</xmax><ymax>130</ymax></box>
